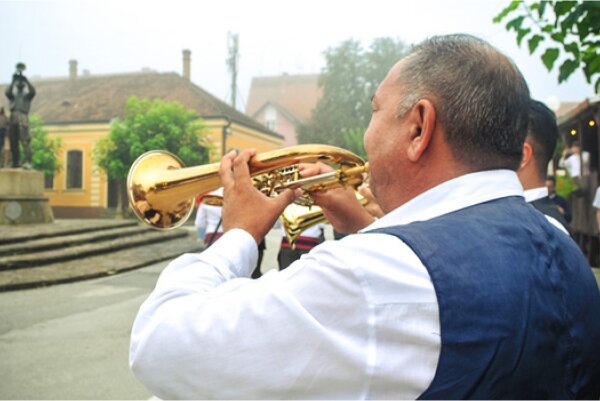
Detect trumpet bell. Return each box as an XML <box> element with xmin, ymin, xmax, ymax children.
<box><xmin>128</xmin><ymin>151</ymin><xmax>198</xmax><ymax>230</ymax></box>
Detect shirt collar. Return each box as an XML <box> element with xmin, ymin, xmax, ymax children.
<box><xmin>361</xmin><ymin>169</ymin><xmax>524</xmax><ymax>231</ymax></box>
<box><xmin>523</xmin><ymin>187</ymin><xmax>548</xmax><ymax>203</ymax></box>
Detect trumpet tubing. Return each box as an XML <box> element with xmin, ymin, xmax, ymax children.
<box><xmin>128</xmin><ymin>144</ymin><xmax>367</xmax><ymax>230</ymax></box>
<box><xmin>280</xmin><ymin>192</ymin><xmax>368</xmax><ymax>247</ymax></box>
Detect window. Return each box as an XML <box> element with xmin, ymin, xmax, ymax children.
<box><xmin>265</xmin><ymin>105</ymin><xmax>277</xmax><ymax>131</ymax></box>
<box><xmin>66</xmin><ymin>150</ymin><xmax>83</xmax><ymax>189</ymax></box>
<box><xmin>44</xmin><ymin>174</ymin><xmax>54</xmax><ymax>189</ymax></box>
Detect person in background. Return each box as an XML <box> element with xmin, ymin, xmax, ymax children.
<box><xmin>516</xmin><ymin>99</ymin><xmax>570</xmax><ymax>235</ymax></box>
<box><xmin>130</xmin><ymin>34</ymin><xmax>600</xmax><ymax>399</ymax></box>
<box><xmin>277</xmin><ymin>222</ymin><xmax>326</xmax><ymax>271</ymax></box>
<box><xmin>194</xmin><ymin>187</ymin><xmax>224</xmax><ymax>247</ymax></box>
<box><xmin>252</xmin><ymin>240</ymin><xmax>266</xmax><ymax>279</ymax></box>
<box><xmin>560</xmin><ymin>140</ymin><xmax>590</xmax><ymax>178</ymax></box>
<box><xmin>546</xmin><ymin>175</ymin><xmax>572</xmax><ymax>223</ymax></box>
<box><xmin>593</xmin><ymin>186</ymin><xmax>600</xmax><ymax>231</ymax></box>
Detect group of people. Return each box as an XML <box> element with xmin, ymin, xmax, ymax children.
<box><xmin>1</xmin><ymin>70</ymin><xmax>36</xmax><ymax>169</ymax></box>
<box><xmin>129</xmin><ymin>34</ymin><xmax>600</xmax><ymax>399</ymax></box>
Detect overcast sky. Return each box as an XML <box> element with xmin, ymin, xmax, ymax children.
<box><xmin>0</xmin><ymin>0</ymin><xmax>595</xmax><ymax>112</ymax></box>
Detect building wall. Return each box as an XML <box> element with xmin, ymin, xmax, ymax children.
<box><xmin>43</xmin><ymin>120</ymin><xmax>283</xmax><ymax>217</ymax></box>
<box><xmin>254</xmin><ymin>108</ymin><xmax>298</xmax><ymax>147</ymax></box>
<box><xmin>203</xmin><ymin>118</ymin><xmax>284</xmax><ymax>160</ymax></box>
<box><xmin>45</xmin><ymin>123</ymin><xmax>110</xmax><ymax>212</ymax></box>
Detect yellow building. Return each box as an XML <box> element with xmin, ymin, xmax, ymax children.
<box><xmin>0</xmin><ymin>55</ymin><xmax>283</xmax><ymax>218</ymax></box>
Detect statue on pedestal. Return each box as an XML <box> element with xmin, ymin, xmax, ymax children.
<box><xmin>4</xmin><ymin>62</ymin><xmax>36</xmax><ymax>169</ymax></box>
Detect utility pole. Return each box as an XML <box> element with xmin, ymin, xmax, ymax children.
<box><xmin>226</xmin><ymin>32</ymin><xmax>239</xmax><ymax>109</ymax></box>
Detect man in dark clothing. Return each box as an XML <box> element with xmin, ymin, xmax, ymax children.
<box><xmin>546</xmin><ymin>175</ymin><xmax>572</xmax><ymax>222</ymax></box>
<box><xmin>517</xmin><ymin>100</ymin><xmax>570</xmax><ymax>234</ymax></box>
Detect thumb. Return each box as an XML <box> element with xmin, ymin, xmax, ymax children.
<box><xmin>272</xmin><ymin>189</ymin><xmax>297</xmax><ymax>215</ymax></box>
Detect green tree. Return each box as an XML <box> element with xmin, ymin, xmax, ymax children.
<box><xmin>28</xmin><ymin>114</ymin><xmax>62</xmax><ymax>176</ymax></box>
<box><xmin>298</xmin><ymin>37</ymin><xmax>408</xmax><ymax>156</ymax></box>
<box><xmin>494</xmin><ymin>0</ymin><xmax>600</xmax><ymax>93</ymax></box>
<box><xmin>95</xmin><ymin>96</ymin><xmax>212</xmax><ymax>216</ymax></box>
<box><xmin>341</xmin><ymin>128</ymin><xmax>367</xmax><ymax>160</ymax></box>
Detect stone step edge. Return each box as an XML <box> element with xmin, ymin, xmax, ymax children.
<box><xmin>0</xmin><ymin>238</ymin><xmax>202</xmax><ymax>292</ymax></box>
<box><xmin>0</xmin><ymin>220</ymin><xmax>138</xmax><ymax>245</ymax></box>
<box><xmin>0</xmin><ymin>225</ymin><xmax>153</xmax><ymax>257</ymax></box>
<box><xmin>0</xmin><ymin>230</ymin><xmax>190</xmax><ymax>270</ymax></box>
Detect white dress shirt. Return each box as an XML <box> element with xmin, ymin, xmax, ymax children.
<box><xmin>523</xmin><ymin>187</ymin><xmax>569</xmax><ymax>235</ymax></box>
<box><xmin>561</xmin><ymin>151</ymin><xmax>590</xmax><ymax>178</ymax></box>
<box><xmin>130</xmin><ymin>170</ymin><xmax>524</xmax><ymax>400</ymax></box>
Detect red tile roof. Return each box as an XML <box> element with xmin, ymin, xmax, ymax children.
<box><xmin>246</xmin><ymin>74</ymin><xmax>321</xmax><ymax>123</ymax></box>
<box><xmin>0</xmin><ymin>72</ymin><xmax>279</xmax><ymax>137</ymax></box>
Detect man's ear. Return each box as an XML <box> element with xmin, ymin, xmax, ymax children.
<box><xmin>407</xmin><ymin>99</ymin><xmax>436</xmax><ymax>162</ymax></box>
<box><xmin>519</xmin><ymin>141</ymin><xmax>533</xmax><ymax>171</ymax></box>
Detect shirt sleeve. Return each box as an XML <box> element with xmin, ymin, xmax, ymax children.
<box><xmin>129</xmin><ymin>232</ymin><xmax>375</xmax><ymax>399</ymax></box>
<box><xmin>129</xmin><ymin>231</ymin><xmax>439</xmax><ymax>399</ymax></box>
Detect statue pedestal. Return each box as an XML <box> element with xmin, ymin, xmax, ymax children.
<box><xmin>0</xmin><ymin>169</ymin><xmax>54</xmax><ymax>225</ymax></box>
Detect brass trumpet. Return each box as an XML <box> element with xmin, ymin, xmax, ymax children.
<box><xmin>128</xmin><ymin>144</ymin><xmax>369</xmax><ymax>230</ymax></box>
<box><xmin>199</xmin><ymin>192</ymin><xmax>368</xmax><ymax>247</ymax></box>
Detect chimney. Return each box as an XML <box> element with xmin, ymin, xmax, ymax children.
<box><xmin>182</xmin><ymin>49</ymin><xmax>191</xmax><ymax>81</ymax></box>
<box><xmin>69</xmin><ymin>59</ymin><xmax>78</xmax><ymax>80</ymax></box>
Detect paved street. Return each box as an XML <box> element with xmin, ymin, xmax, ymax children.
<box><xmin>2</xmin><ymin>224</ymin><xmax>593</xmax><ymax>399</ymax></box>
<box><xmin>0</xmin><ymin>260</ymin><xmax>162</xmax><ymax>399</ymax></box>
<box><xmin>0</xmin><ymin>228</ymin><xmax>285</xmax><ymax>400</ymax></box>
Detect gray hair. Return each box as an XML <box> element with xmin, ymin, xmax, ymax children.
<box><xmin>396</xmin><ymin>34</ymin><xmax>530</xmax><ymax>171</ymax></box>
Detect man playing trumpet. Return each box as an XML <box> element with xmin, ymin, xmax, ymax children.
<box><xmin>130</xmin><ymin>34</ymin><xmax>600</xmax><ymax>399</ymax></box>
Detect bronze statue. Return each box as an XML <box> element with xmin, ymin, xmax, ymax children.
<box><xmin>0</xmin><ymin>106</ymin><xmax>8</xmax><ymax>167</ymax></box>
<box><xmin>5</xmin><ymin>62</ymin><xmax>36</xmax><ymax>169</ymax></box>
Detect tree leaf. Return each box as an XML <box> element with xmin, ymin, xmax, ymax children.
<box><xmin>517</xmin><ymin>28</ymin><xmax>532</xmax><ymax>46</ymax></box>
<box><xmin>554</xmin><ymin>1</ymin><xmax>577</xmax><ymax>17</ymax></box>
<box><xmin>506</xmin><ymin>15</ymin><xmax>525</xmax><ymax>31</ymax></box>
<box><xmin>563</xmin><ymin>42</ymin><xmax>580</xmax><ymax>58</ymax></box>
<box><xmin>538</xmin><ymin>0</ymin><xmax>547</xmax><ymax>19</ymax></box>
<box><xmin>542</xmin><ymin>24</ymin><xmax>555</xmax><ymax>33</ymax></box>
<box><xmin>528</xmin><ymin>34</ymin><xmax>545</xmax><ymax>53</ymax></box>
<box><xmin>541</xmin><ymin>47</ymin><xmax>560</xmax><ymax>70</ymax></box>
<box><xmin>587</xmin><ymin>53</ymin><xmax>600</xmax><ymax>75</ymax></box>
<box><xmin>493</xmin><ymin>0</ymin><xmax>521</xmax><ymax>23</ymax></box>
<box><xmin>558</xmin><ymin>58</ymin><xmax>579</xmax><ymax>82</ymax></box>
<box><xmin>560</xmin><ymin>4</ymin><xmax>584</xmax><ymax>33</ymax></box>
<box><xmin>551</xmin><ymin>32</ymin><xmax>566</xmax><ymax>43</ymax></box>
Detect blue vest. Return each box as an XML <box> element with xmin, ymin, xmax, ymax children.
<box><xmin>369</xmin><ymin>196</ymin><xmax>600</xmax><ymax>399</ymax></box>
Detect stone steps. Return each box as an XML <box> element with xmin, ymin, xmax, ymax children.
<box><xmin>0</xmin><ymin>225</ymin><xmax>149</xmax><ymax>257</ymax></box>
<box><xmin>0</xmin><ymin>219</ymin><xmax>137</xmax><ymax>245</ymax></box>
<box><xmin>0</xmin><ymin>219</ymin><xmax>202</xmax><ymax>291</ymax></box>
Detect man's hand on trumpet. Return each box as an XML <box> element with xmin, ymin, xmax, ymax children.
<box><xmin>219</xmin><ymin>149</ymin><xmax>298</xmax><ymax>244</ymax></box>
<box><xmin>299</xmin><ymin>162</ymin><xmax>377</xmax><ymax>234</ymax></box>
